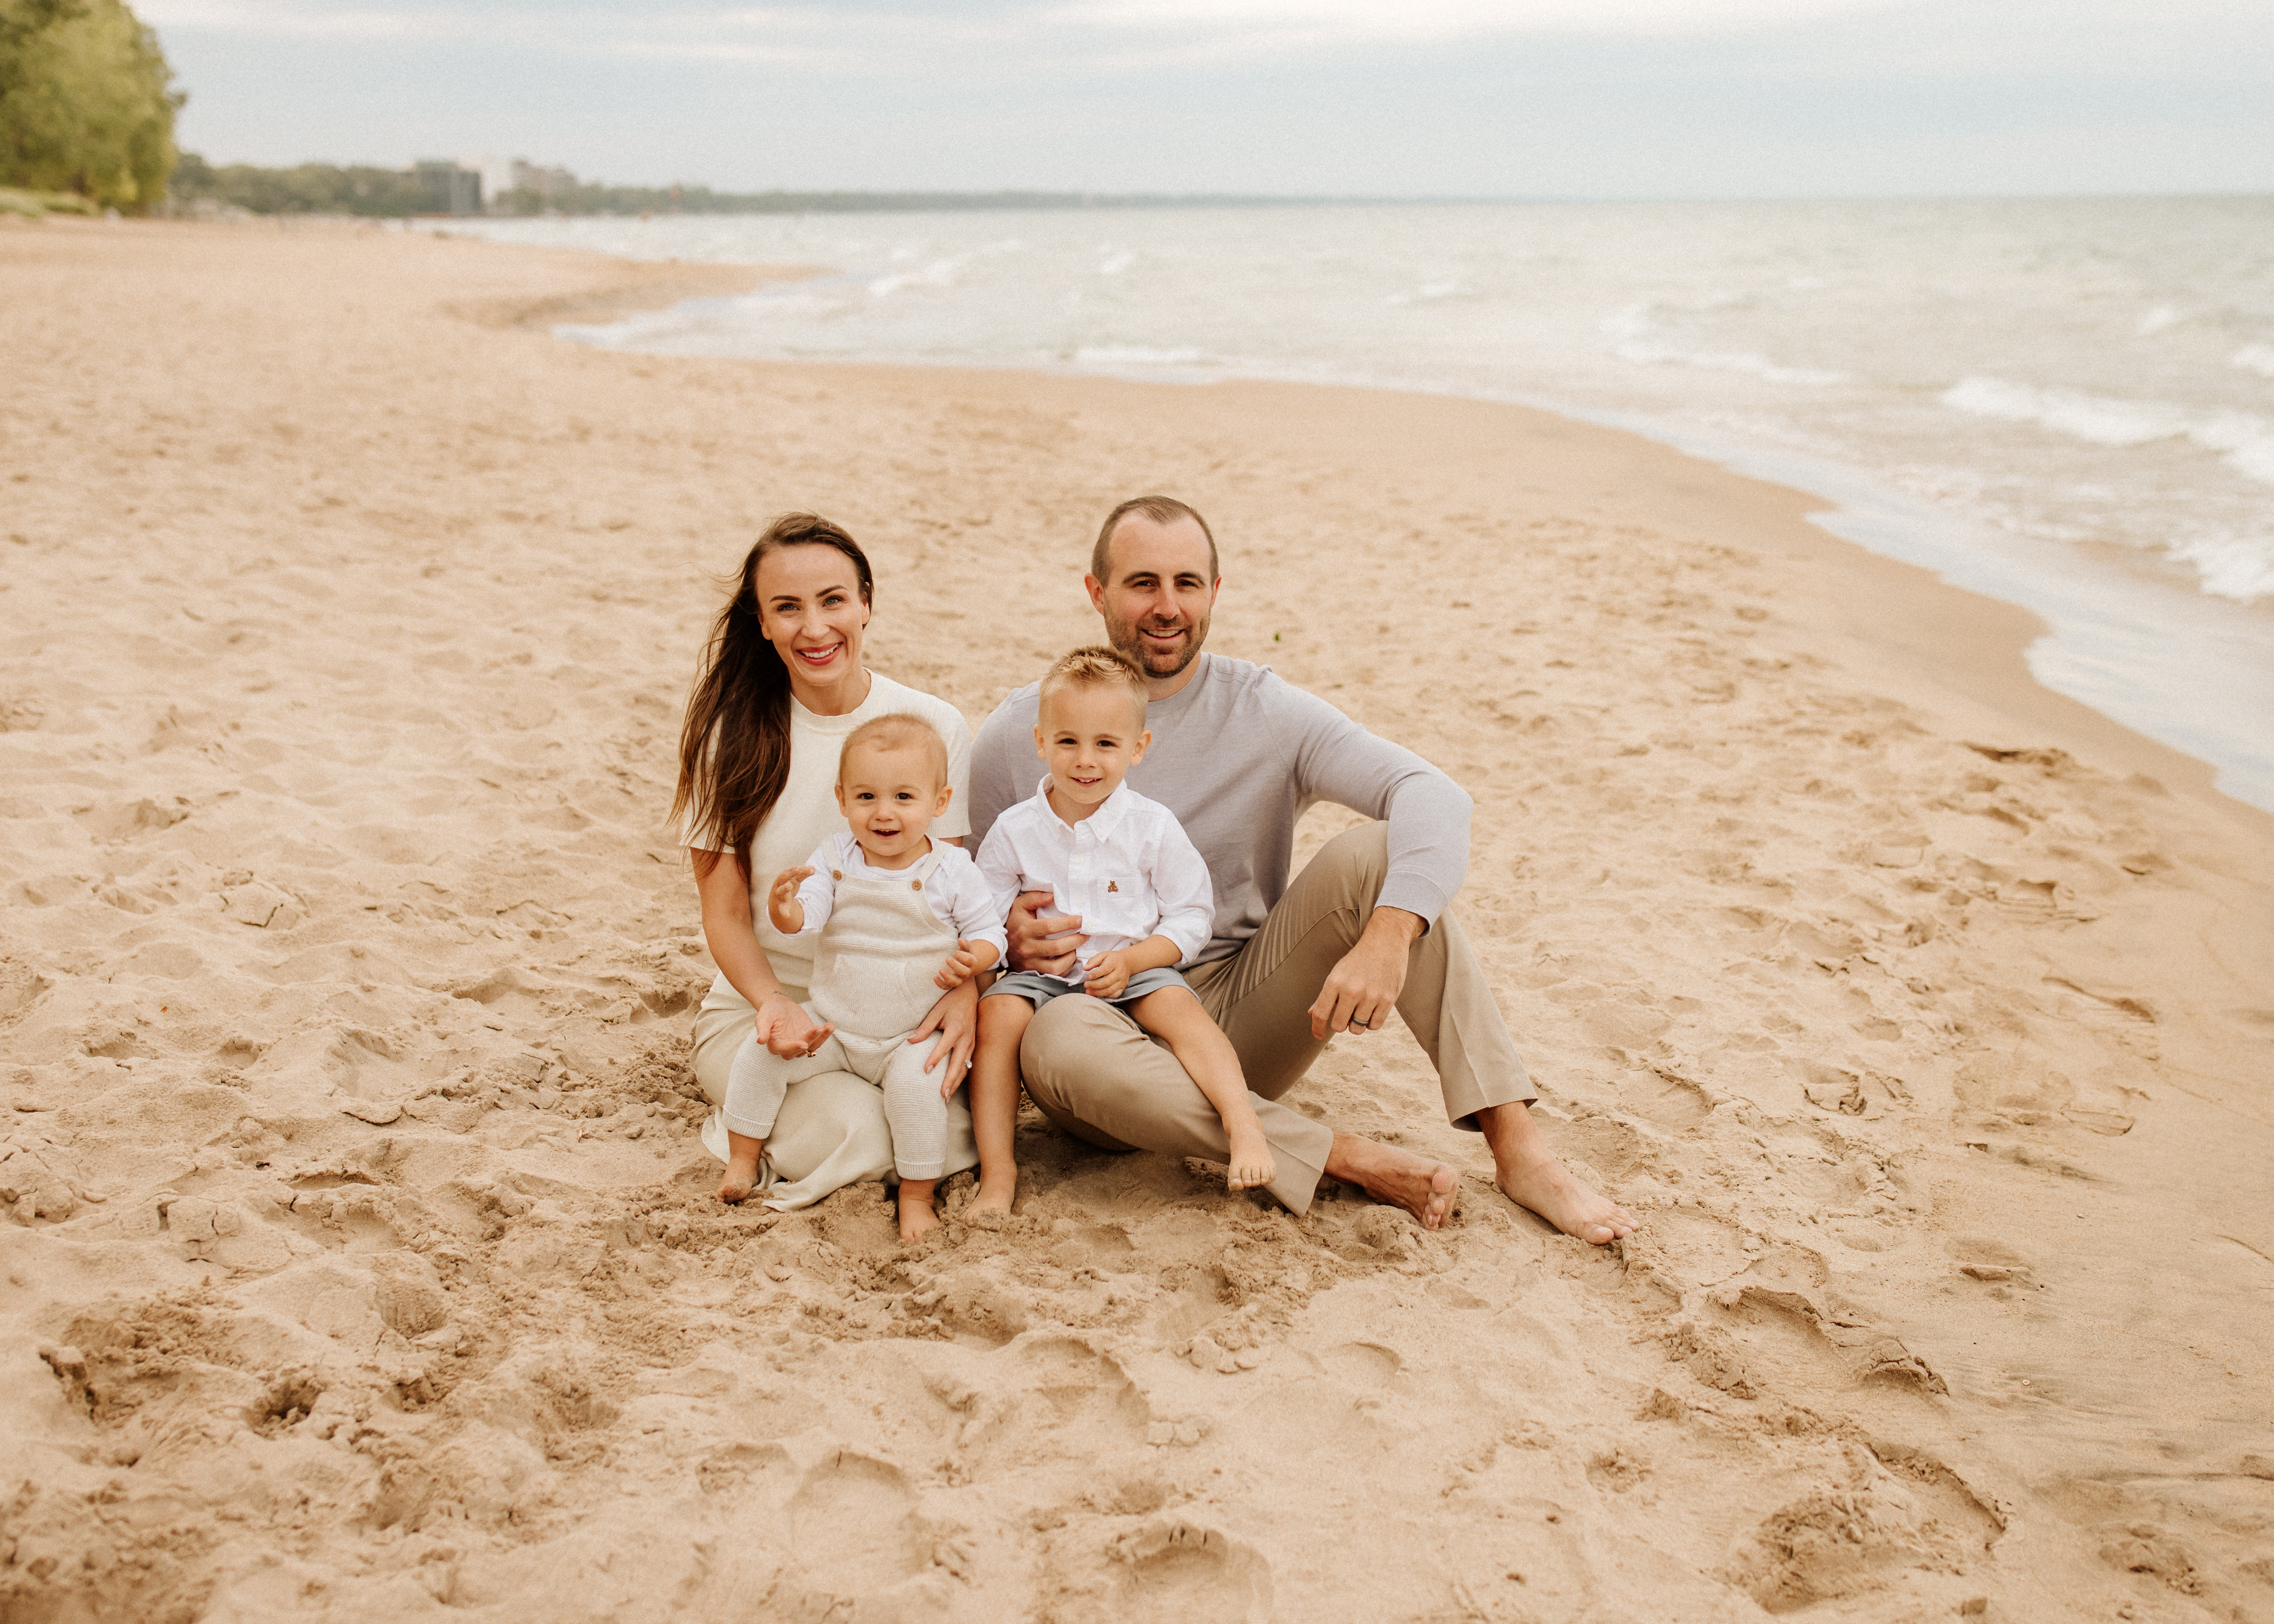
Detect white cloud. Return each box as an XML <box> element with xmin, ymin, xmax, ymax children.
<box><xmin>1044</xmin><ymin>0</ymin><xmax>1911</xmax><ymax>43</ymax></box>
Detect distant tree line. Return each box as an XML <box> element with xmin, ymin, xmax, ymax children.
<box><xmin>165</xmin><ymin>154</ymin><xmax>1323</xmax><ymax>219</ymax></box>
<box><xmin>0</xmin><ymin>0</ymin><xmax>176</xmax><ymax>209</ymax></box>
<box><xmin>167</xmin><ymin>152</ymin><xmax>440</xmax><ymax>216</ymax></box>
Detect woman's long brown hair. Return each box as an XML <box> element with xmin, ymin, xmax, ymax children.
<box><xmin>672</xmin><ymin>514</ymin><xmax>875</xmax><ymax>881</ymax></box>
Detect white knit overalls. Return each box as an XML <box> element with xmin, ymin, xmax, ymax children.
<box><xmin>721</xmin><ymin>847</ymin><xmax>958</xmax><ymax>1183</ymax></box>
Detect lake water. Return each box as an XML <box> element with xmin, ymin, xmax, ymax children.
<box><xmin>441</xmin><ymin>199</ymin><xmax>2274</xmax><ymax>809</ymax></box>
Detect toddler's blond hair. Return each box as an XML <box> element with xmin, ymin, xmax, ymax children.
<box><xmin>837</xmin><ymin>713</ymin><xmax>949</xmax><ymax>785</ymax></box>
<box><xmin>1038</xmin><ymin>645</ymin><xmax>1148</xmax><ymax>727</ymax></box>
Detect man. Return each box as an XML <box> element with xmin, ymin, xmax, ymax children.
<box><xmin>967</xmin><ymin>495</ymin><xmax>1636</xmax><ymax>1244</ymax></box>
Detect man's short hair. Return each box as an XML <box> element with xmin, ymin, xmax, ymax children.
<box><xmin>838</xmin><ymin>713</ymin><xmax>948</xmax><ymax>785</ymax></box>
<box><xmin>1090</xmin><ymin>495</ymin><xmax>1220</xmax><ymax>586</ymax></box>
<box><xmin>1038</xmin><ymin>645</ymin><xmax>1149</xmax><ymax>727</ymax></box>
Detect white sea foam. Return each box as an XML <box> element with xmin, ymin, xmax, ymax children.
<box><xmin>1071</xmin><ymin>344</ymin><xmax>1209</xmax><ymax>368</ymax></box>
<box><xmin>466</xmin><ymin>201</ymin><xmax>2274</xmax><ymax>616</ymax></box>
<box><xmin>1942</xmin><ymin>377</ymin><xmax>2274</xmax><ymax>493</ymax></box>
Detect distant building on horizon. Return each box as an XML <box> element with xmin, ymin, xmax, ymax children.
<box><xmin>459</xmin><ymin>155</ymin><xmax>578</xmax><ymax>212</ymax></box>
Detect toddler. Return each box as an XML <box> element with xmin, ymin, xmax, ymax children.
<box><xmin>718</xmin><ymin>713</ymin><xmax>1003</xmax><ymax>1241</ymax></box>
<box><xmin>956</xmin><ymin>646</ymin><xmax>1275</xmax><ymax>1214</ymax></box>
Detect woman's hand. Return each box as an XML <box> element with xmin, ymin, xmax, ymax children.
<box><xmin>1082</xmin><ymin>948</ymin><xmax>1134</xmax><ymax>1000</ymax></box>
<box><xmin>754</xmin><ymin>992</ymin><xmax>832</xmax><ymax>1059</ymax></box>
<box><xmin>766</xmin><ymin>866</ymin><xmax>814</xmax><ymax>935</ymax></box>
<box><xmin>1004</xmin><ymin>890</ymin><xmax>1086</xmax><ymax>978</ymax></box>
<box><xmin>910</xmin><ymin>978</ymin><xmax>978</xmax><ymax>1088</ymax></box>
<box><xmin>933</xmin><ymin>938</ymin><xmax>996</xmax><ymax>991</ymax></box>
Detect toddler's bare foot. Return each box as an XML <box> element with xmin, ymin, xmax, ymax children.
<box><xmin>969</xmin><ymin>1165</ymin><xmax>1019</xmax><ymax>1217</ymax></box>
<box><xmin>898</xmin><ymin>1180</ymin><xmax>940</xmax><ymax>1243</ymax></box>
<box><xmin>1225</xmin><ymin>1126</ymin><xmax>1276</xmax><ymax>1191</ymax></box>
<box><xmin>718</xmin><ymin>1152</ymin><xmax>762</xmax><ymax>1205</ymax></box>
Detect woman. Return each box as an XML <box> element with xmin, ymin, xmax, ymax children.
<box><xmin>674</xmin><ymin>513</ymin><xmax>981</xmax><ymax>1208</ymax></box>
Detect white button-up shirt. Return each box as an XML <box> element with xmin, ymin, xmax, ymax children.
<box><xmin>975</xmin><ymin>776</ymin><xmax>1214</xmax><ymax>983</ymax></box>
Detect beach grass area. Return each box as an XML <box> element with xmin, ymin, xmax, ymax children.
<box><xmin>3</xmin><ymin>216</ymin><xmax>2271</xmax><ymax>1621</ymax></box>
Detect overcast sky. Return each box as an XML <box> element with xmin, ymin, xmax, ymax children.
<box><xmin>146</xmin><ymin>0</ymin><xmax>2274</xmax><ymax>198</ymax></box>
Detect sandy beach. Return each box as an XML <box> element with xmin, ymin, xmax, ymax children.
<box><xmin>4</xmin><ymin>216</ymin><xmax>2271</xmax><ymax>1622</ymax></box>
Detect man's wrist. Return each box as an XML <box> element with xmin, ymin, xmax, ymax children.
<box><xmin>1367</xmin><ymin>905</ymin><xmax>1426</xmax><ymax>946</ymax></box>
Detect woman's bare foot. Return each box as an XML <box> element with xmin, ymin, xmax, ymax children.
<box><xmin>1225</xmin><ymin>1125</ymin><xmax>1276</xmax><ymax>1191</ymax></box>
<box><xmin>898</xmin><ymin>1178</ymin><xmax>940</xmax><ymax>1243</ymax></box>
<box><xmin>1477</xmin><ymin>1101</ymin><xmax>1635</xmax><ymax>1245</ymax></box>
<box><xmin>969</xmin><ymin>1165</ymin><xmax>1018</xmax><ymax>1217</ymax></box>
<box><xmin>718</xmin><ymin>1151</ymin><xmax>763</xmax><ymax>1205</ymax></box>
<box><xmin>1324</xmin><ymin>1133</ymin><xmax>1458</xmax><ymax>1230</ymax></box>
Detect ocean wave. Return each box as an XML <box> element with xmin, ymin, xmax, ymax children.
<box><xmin>2163</xmin><ymin>531</ymin><xmax>2274</xmax><ymax>603</ymax></box>
<box><xmin>1071</xmin><ymin>344</ymin><xmax>1210</xmax><ymax>368</ymax></box>
<box><xmin>1387</xmin><ymin>279</ymin><xmax>1468</xmax><ymax>306</ymax></box>
<box><xmin>1941</xmin><ymin>376</ymin><xmax>2274</xmax><ymax>487</ymax></box>
<box><xmin>1599</xmin><ymin>302</ymin><xmax>1844</xmax><ymax>385</ymax></box>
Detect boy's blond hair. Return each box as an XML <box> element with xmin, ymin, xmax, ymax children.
<box><xmin>1039</xmin><ymin>645</ymin><xmax>1149</xmax><ymax>727</ymax></box>
<box><xmin>837</xmin><ymin>713</ymin><xmax>949</xmax><ymax>785</ymax></box>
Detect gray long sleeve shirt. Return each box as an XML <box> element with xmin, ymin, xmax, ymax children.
<box><xmin>968</xmin><ymin>653</ymin><xmax>1472</xmax><ymax>966</ymax></box>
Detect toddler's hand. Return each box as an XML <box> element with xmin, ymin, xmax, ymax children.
<box><xmin>766</xmin><ymin>865</ymin><xmax>814</xmax><ymax>933</ymax></box>
<box><xmin>933</xmin><ymin>939</ymin><xmax>989</xmax><ymax>991</ymax></box>
<box><xmin>1083</xmin><ymin>949</ymin><xmax>1132</xmax><ymax>1000</ymax></box>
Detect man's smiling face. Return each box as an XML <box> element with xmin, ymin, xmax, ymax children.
<box><xmin>1085</xmin><ymin>512</ymin><xmax>1219</xmax><ymax>687</ymax></box>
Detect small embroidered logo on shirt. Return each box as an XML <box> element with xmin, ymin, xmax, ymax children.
<box><xmin>1107</xmin><ymin>880</ymin><xmax>1119</xmax><ymax>892</ymax></box>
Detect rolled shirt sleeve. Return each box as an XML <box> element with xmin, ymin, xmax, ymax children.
<box><xmin>783</xmin><ymin>840</ymin><xmax>840</xmax><ymax>939</ymax></box>
<box><xmin>1149</xmin><ymin>820</ymin><xmax>1217</xmax><ymax>967</ymax></box>
<box><xmin>939</xmin><ymin>851</ymin><xmax>1010</xmax><ymax>960</ymax></box>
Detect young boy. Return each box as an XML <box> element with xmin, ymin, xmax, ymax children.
<box><xmin>719</xmin><ymin>713</ymin><xmax>1004</xmax><ymax>1242</ymax></box>
<box><xmin>948</xmin><ymin>646</ymin><xmax>1275</xmax><ymax>1214</ymax></box>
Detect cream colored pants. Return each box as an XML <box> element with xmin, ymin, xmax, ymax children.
<box><xmin>1018</xmin><ymin>821</ymin><xmax>1536</xmax><ymax>1215</ymax></box>
<box><xmin>692</xmin><ymin>979</ymin><xmax>979</xmax><ymax>1210</ymax></box>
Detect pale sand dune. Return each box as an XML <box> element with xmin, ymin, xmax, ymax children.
<box><xmin>3</xmin><ymin>217</ymin><xmax>2272</xmax><ymax>1622</ymax></box>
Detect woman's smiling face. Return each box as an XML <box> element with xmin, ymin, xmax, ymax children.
<box><xmin>754</xmin><ymin>543</ymin><xmax>869</xmax><ymax>703</ymax></box>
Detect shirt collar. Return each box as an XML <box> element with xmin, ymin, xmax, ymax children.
<box><xmin>1032</xmin><ymin>774</ymin><xmax>1132</xmax><ymax>839</ymax></box>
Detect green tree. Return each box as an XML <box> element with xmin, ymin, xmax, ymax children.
<box><xmin>0</xmin><ymin>0</ymin><xmax>180</xmax><ymax>209</ymax></box>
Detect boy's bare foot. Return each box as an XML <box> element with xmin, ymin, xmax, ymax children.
<box><xmin>898</xmin><ymin>1179</ymin><xmax>940</xmax><ymax>1243</ymax></box>
<box><xmin>1476</xmin><ymin>1101</ymin><xmax>1635</xmax><ymax>1245</ymax></box>
<box><xmin>969</xmin><ymin>1166</ymin><xmax>1018</xmax><ymax>1216</ymax></box>
<box><xmin>1225</xmin><ymin>1126</ymin><xmax>1276</xmax><ymax>1191</ymax></box>
<box><xmin>1324</xmin><ymin>1133</ymin><xmax>1458</xmax><ymax>1230</ymax></box>
<box><xmin>718</xmin><ymin>1152</ymin><xmax>763</xmax><ymax>1205</ymax></box>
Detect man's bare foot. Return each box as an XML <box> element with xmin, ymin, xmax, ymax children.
<box><xmin>969</xmin><ymin>1166</ymin><xmax>1018</xmax><ymax>1216</ymax></box>
<box><xmin>1225</xmin><ymin>1126</ymin><xmax>1276</xmax><ymax>1192</ymax></box>
<box><xmin>899</xmin><ymin>1179</ymin><xmax>940</xmax><ymax>1243</ymax></box>
<box><xmin>1325</xmin><ymin>1133</ymin><xmax>1458</xmax><ymax>1230</ymax></box>
<box><xmin>718</xmin><ymin>1152</ymin><xmax>762</xmax><ymax>1205</ymax></box>
<box><xmin>1477</xmin><ymin>1101</ymin><xmax>1635</xmax><ymax>1245</ymax></box>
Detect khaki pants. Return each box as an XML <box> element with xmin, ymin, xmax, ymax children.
<box><xmin>1019</xmin><ymin>821</ymin><xmax>1535</xmax><ymax>1215</ymax></box>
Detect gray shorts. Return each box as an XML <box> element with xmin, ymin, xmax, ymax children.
<box><xmin>982</xmin><ymin>967</ymin><xmax>1191</xmax><ymax>1009</ymax></box>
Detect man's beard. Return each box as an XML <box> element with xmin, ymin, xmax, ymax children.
<box><xmin>1112</xmin><ymin>614</ymin><xmax>1208</xmax><ymax>680</ymax></box>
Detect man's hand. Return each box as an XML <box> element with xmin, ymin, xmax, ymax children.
<box><xmin>934</xmin><ymin>938</ymin><xmax>998</xmax><ymax>991</ymax></box>
<box><xmin>766</xmin><ymin>866</ymin><xmax>813</xmax><ymax>935</ymax></box>
<box><xmin>1309</xmin><ymin>907</ymin><xmax>1423</xmax><ymax>1039</ymax></box>
<box><xmin>1005</xmin><ymin>889</ymin><xmax>1086</xmax><ymax>978</ymax></box>
<box><xmin>754</xmin><ymin>992</ymin><xmax>832</xmax><ymax>1058</ymax></box>
<box><xmin>1082</xmin><ymin>947</ymin><xmax>1135</xmax><ymax>1000</ymax></box>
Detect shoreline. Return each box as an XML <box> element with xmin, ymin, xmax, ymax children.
<box><xmin>5</xmin><ymin>219</ymin><xmax>2270</xmax><ymax>1621</ymax></box>
<box><xmin>515</xmin><ymin>251</ymin><xmax>2274</xmax><ymax>816</ymax></box>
